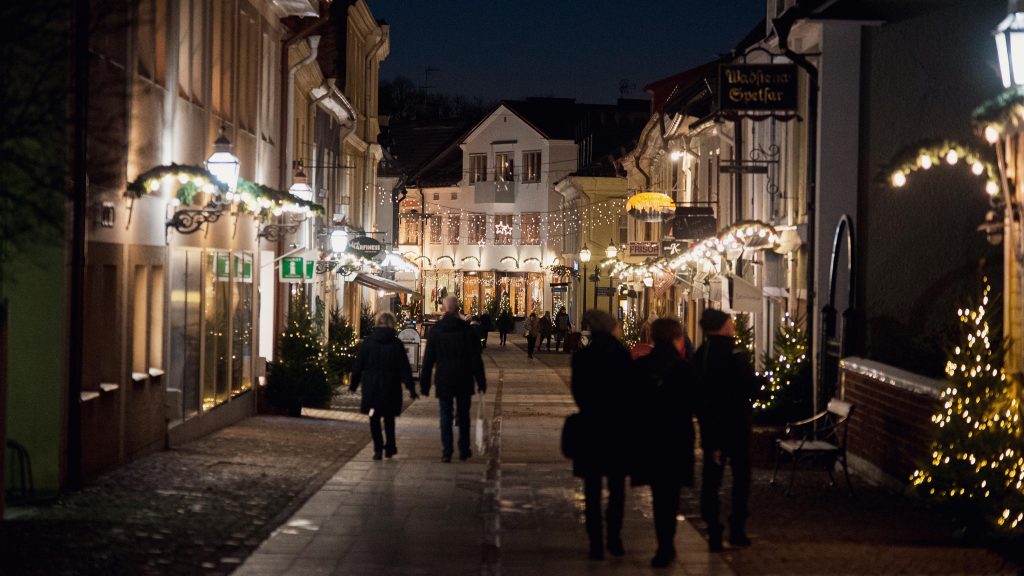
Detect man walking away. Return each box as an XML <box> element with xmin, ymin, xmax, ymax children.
<box><xmin>694</xmin><ymin>309</ymin><xmax>756</xmax><ymax>551</ymax></box>
<box><xmin>539</xmin><ymin>311</ymin><xmax>553</xmax><ymax>351</ymax></box>
<box><xmin>421</xmin><ymin>295</ymin><xmax>487</xmax><ymax>462</ymax></box>
<box><xmin>524</xmin><ymin>312</ymin><xmax>540</xmax><ymax>359</ymax></box>
<box><xmin>554</xmin><ymin>306</ymin><xmax>570</xmax><ymax>351</ymax></box>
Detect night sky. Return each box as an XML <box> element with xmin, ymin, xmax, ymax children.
<box><xmin>371</xmin><ymin>0</ymin><xmax>767</xmax><ymax>104</ymax></box>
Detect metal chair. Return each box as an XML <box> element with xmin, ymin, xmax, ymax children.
<box><xmin>770</xmin><ymin>399</ymin><xmax>855</xmax><ymax>496</ymax></box>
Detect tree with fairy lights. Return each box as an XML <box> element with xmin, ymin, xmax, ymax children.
<box><xmin>755</xmin><ymin>312</ymin><xmax>811</xmax><ymax>423</ymax></box>
<box><xmin>622</xmin><ymin>309</ymin><xmax>641</xmax><ymax>348</ymax></box>
<box><xmin>911</xmin><ymin>280</ymin><xmax>1024</xmax><ymax>533</ymax></box>
<box><xmin>734</xmin><ymin>312</ymin><xmax>755</xmax><ymax>356</ymax></box>
<box><xmin>325</xmin><ymin>308</ymin><xmax>358</xmax><ymax>396</ymax></box>
<box><xmin>266</xmin><ymin>295</ymin><xmax>330</xmax><ymax>415</ymax></box>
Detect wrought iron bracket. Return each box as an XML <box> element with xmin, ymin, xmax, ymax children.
<box><xmin>166</xmin><ymin>206</ymin><xmax>224</xmax><ymax>235</ymax></box>
<box><xmin>258</xmin><ymin>222</ymin><xmax>300</xmax><ymax>242</ymax></box>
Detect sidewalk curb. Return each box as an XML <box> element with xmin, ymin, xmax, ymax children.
<box><xmin>481</xmin><ymin>369</ymin><xmax>504</xmax><ymax>576</ymax></box>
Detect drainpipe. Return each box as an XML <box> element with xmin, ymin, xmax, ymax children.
<box><xmin>286</xmin><ymin>35</ymin><xmax>320</xmax><ymax>184</ymax></box>
<box><xmin>360</xmin><ymin>26</ymin><xmax>388</xmax><ymax>229</ymax></box>
<box><xmin>67</xmin><ymin>0</ymin><xmax>90</xmax><ymax>491</ymax></box>
<box><xmin>773</xmin><ymin>7</ymin><xmax>820</xmax><ymax>413</ymax></box>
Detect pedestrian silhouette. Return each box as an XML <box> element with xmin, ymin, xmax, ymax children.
<box><xmin>632</xmin><ymin>318</ymin><xmax>697</xmax><ymax>567</ymax></box>
<box><xmin>569</xmin><ymin>309</ymin><xmax>632</xmax><ymax>560</ymax></box>
<box><xmin>421</xmin><ymin>295</ymin><xmax>487</xmax><ymax>462</ymax></box>
<box><xmin>694</xmin><ymin>309</ymin><xmax>757</xmax><ymax>551</ymax></box>
<box><xmin>350</xmin><ymin>312</ymin><xmax>418</xmax><ymax>460</ymax></box>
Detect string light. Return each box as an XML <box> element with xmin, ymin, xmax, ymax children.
<box><xmin>885</xmin><ymin>141</ymin><xmax>999</xmax><ymax>200</ymax></box>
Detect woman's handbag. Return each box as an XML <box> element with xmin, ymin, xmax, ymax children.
<box><xmin>561</xmin><ymin>412</ymin><xmax>584</xmax><ymax>459</ymax></box>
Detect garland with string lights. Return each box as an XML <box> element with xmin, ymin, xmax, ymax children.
<box><xmin>754</xmin><ymin>312</ymin><xmax>810</xmax><ymax>422</ymax></box>
<box><xmin>885</xmin><ymin>140</ymin><xmax>1000</xmax><ymax>198</ymax></box>
<box><xmin>910</xmin><ymin>279</ymin><xmax>1024</xmax><ymax>533</ymax></box>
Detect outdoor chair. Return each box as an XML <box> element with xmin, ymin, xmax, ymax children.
<box><xmin>770</xmin><ymin>398</ymin><xmax>855</xmax><ymax>496</ymax></box>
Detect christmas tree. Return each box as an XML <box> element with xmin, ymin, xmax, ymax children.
<box><xmin>325</xmin><ymin>308</ymin><xmax>358</xmax><ymax>395</ymax></box>
<box><xmin>911</xmin><ymin>280</ymin><xmax>1024</xmax><ymax>532</ymax></box>
<box><xmin>755</xmin><ymin>312</ymin><xmax>811</xmax><ymax>422</ymax></box>
<box><xmin>266</xmin><ymin>295</ymin><xmax>330</xmax><ymax>414</ymax></box>
<box><xmin>622</xmin><ymin>309</ymin><xmax>641</xmax><ymax>348</ymax></box>
<box><xmin>734</xmin><ymin>312</ymin><xmax>755</xmax><ymax>356</ymax></box>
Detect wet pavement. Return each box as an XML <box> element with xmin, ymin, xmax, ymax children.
<box><xmin>235</xmin><ymin>336</ymin><xmax>733</xmax><ymax>575</ymax></box>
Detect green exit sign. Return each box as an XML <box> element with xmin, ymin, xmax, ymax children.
<box><xmin>279</xmin><ymin>256</ymin><xmax>316</xmax><ymax>283</ymax></box>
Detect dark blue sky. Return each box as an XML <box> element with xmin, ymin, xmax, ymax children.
<box><xmin>371</xmin><ymin>0</ymin><xmax>766</xmax><ymax>104</ymax></box>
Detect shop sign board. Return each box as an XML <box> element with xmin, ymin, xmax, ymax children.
<box><xmin>398</xmin><ymin>327</ymin><xmax>421</xmax><ymax>373</ymax></box>
<box><xmin>719</xmin><ymin>63</ymin><xmax>798</xmax><ymax>112</ymax></box>
<box><xmin>629</xmin><ymin>241</ymin><xmax>660</xmax><ymax>257</ymax></box>
<box><xmin>595</xmin><ymin>286</ymin><xmax>616</xmax><ymax>297</ymax></box>
<box><xmin>279</xmin><ymin>256</ymin><xmax>315</xmax><ymax>283</ymax></box>
<box><xmin>347</xmin><ymin>236</ymin><xmax>384</xmax><ymax>259</ymax></box>
<box><xmin>551</xmin><ymin>285</ymin><xmax>567</xmax><ymax>294</ymax></box>
<box><xmin>672</xmin><ymin>206</ymin><xmax>717</xmax><ymax>240</ymax></box>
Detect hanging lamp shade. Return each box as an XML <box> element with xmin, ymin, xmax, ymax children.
<box><xmin>995</xmin><ymin>0</ymin><xmax>1024</xmax><ymax>88</ymax></box>
<box><xmin>626</xmin><ymin>191</ymin><xmax>675</xmax><ymax>222</ymax></box>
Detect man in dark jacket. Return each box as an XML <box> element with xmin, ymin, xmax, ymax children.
<box><xmin>570</xmin><ymin>310</ymin><xmax>632</xmax><ymax>560</ymax></box>
<box><xmin>633</xmin><ymin>318</ymin><xmax>697</xmax><ymax>567</ymax></box>
<box><xmin>694</xmin><ymin>309</ymin><xmax>757</xmax><ymax>551</ymax></box>
<box><xmin>350</xmin><ymin>311</ymin><xmax>418</xmax><ymax>460</ymax></box>
<box><xmin>421</xmin><ymin>295</ymin><xmax>487</xmax><ymax>462</ymax></box>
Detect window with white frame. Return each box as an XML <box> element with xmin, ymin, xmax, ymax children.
<box><xmin>520</xmin><ymin>213</ymin><xmax>540</xmax><ymax>245</ymax></box>
<box><xmin>429</xmin><ymin>214</ymin><xmax>442</xmax><ymax>244</ymax></box>
<box><xmin>522</xmin><ymin>151</ymin><xmax>541</xmax><ymax>182</ymax></box>
<box><xmin>494</xmin><ymin>214</ymin><xmax>513</xmax><ymax>245</ymax></box>
<box><xmin>447</xmin><ymin>213</ymin><xmax>461</xmax><ymax>244</ymax></box>
<box><xmin>468</xmin><ymin>213</ymin><xmax>487</xmax><ymax>245</ymax></box>
<box><xmin>495</xmin><ymin>152</ymin><xmax>514</xmax><ymax>182</ymax></box>
<box><xmin>469</xmin><ymin>154</ymin><xmax>487</xmax><ymax>183</ymax></box>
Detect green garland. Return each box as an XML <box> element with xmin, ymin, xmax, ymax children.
<box><xmin>882</xmin><ymin>139</ymin><xmax>999</xmax><ymax>199</ymax></box>
<box><xmin>125</xmin><ymin>163</ymin><xmax>226</xmax><ymax>198</ymax></box>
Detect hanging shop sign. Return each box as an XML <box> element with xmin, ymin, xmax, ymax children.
<box><xmin>629</xmin><ymin>241</ymin><xmax>660</xmax><ymax>257</ymax></box>
<box><xmin>347</xmin><ymin>236</ymin><xmax>384</xmax><ymax>259</ymax></box>
<box><xmin>279</xmin><ymin>256</ymin><xmax>315</xmax><ymax>283</ymax></box>
<box><xmin>718</xmin><ymin>64</ymin><xmax>798</xmax><ymax>112</ymax></box>
<box><xmin>551</xmin><ymin>285</ymin><xmax>568</xmax><ymax>294</ymax></box>
<box><xmin>718</xmin><ymin>162</ymin><xmax>769</xmax><ymax>174</ymax></box>
<box><xmin>672</xmin><ymin>206</ymin><xmax>717</xmax><ymax>240</ymax></box>
<box><xmin>595</xmin><ymin>286</ymin><xmax>617</xmax><ymax>297</ymax></box>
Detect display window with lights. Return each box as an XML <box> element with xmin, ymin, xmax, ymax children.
<box><xmin>167</xmin><ymin>248</ymin><xmax>254</xmax><ymax>422</ymax></box>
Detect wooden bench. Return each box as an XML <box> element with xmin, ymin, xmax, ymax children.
<box><xmin>770</xmin><ymin>398</ymin><xmax>855</xmax><ymax>496</ymax></box>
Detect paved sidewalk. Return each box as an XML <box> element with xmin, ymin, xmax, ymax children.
<box><xmin>235</xmin><ymin>335</ymin><xmax>732</xmax><ymax>575</ymax></box>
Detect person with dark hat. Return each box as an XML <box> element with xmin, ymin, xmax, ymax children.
<box><xmin>694</xmin><ymin>308</ymin><xmax>757</xmax><ymax>551</ymax></box>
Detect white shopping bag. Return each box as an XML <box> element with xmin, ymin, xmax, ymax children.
<box><xmin>474</xmin><ymin>391</ymin><xmax>487</xmax><ymax>454</ymax></box>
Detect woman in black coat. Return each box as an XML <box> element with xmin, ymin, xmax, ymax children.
<box><xmin>350</xmin><ymin>311</ymin><xmax>418</xmax><ymax>460</ymax></box>
<box><xmin>570</xmin><ymin>310</ymin><xmax>633</xmax><ymax>560</ymax></box>
<box><xmin>633</xmin><ymin>318</ymin><xmax>697</xmax><ymax>567</ymax></box>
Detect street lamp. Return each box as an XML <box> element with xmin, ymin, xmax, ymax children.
<box><xmin>995</xmin><ymin>0</ymin><xmax>1024</xmax><ymax>88</ymax></box>
<box><xmin>288</xmin><ymin>162</ymin><xmax>314</xmax><ymax>202</ymax></box>
<box><xmin>205</xmin><ymin>125</ymin><xmax>240</xmax><ymax>193</ymax></box>
<box><xmin>579</xmin><ymin>245</ymin><xmax>592</xmax><ymax>315</ymax></box>
<box><xmin>605</xmin><ymin>240</ymin><xmax>618</xmax><ymax>260</ymax></box>
<box><xmin>330</xmin><ymin>229</ymin><xmax>349</xmax><ymax>253</ymax></box>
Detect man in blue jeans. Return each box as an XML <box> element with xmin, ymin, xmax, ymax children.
<box><xmin>421</xmin><ymin>296</ymin><xmax>487</xmax><ymax>462</ymax></box>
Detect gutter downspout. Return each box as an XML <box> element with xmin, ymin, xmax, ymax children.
<box><xmin>286</xmin><ymin>35</ymin><xmax>320</xmax><ymax>185</ymax></box>
<box><xmin>774</xmin><ymin>8</ymin><xmax>820</xmax><ymax>414</ymax></box>
<box><xmin>361</xmin><ymin>26</ymin><xmax>388</xmax><ymax>229</ymax></box>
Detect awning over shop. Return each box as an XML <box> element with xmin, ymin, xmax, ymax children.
<box><xmin>728</xmin><ymin>275</ymin><xmax>763</xmax><ymax>314</ymax></box>
<box><xmin>352</xmin><ymin>273</ymin><xmax>422</xmax><ymax>299</ymax></box>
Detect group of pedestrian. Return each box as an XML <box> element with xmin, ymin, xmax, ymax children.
<box><xmin>522</xmin><ymin>307</ymin><xmax>571</xmax><ymax>358</ymax></box>
<box><xmin>569</xmin><ymin>308</ymin><xmax>755</xmax><ymax>568</ymax></box>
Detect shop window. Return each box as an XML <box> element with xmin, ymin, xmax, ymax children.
<box><xmin>520</xmin><ymin>213</ymin><xmax>540</xmax><ymax>245</ymax></box>
<box><xmin>149</xmin><ymin>266</ymin><xmax>164</xmax><ymax>371</ymax></box>
<box><xmin>522</xmin><ymin>151</ymin><xmax>541</xmax><ymax>182</ymax></box>
<box><xmin>494</xmin><ymin>152</ymin><xmax>513</xmax><ymax>182</ymax></box>
<box><xmin>494</xmin><ymin>214</ymin><xmax>513</xmax><ymax>245</ymax></box>
<box><xmin>447</xmin><ymin>214</ymin><xmax>461</xmax><ymax>244</ymax></box>
<box><xmin>469</xmin><ymin>154</ymin><xmax>487</xmax><ymax>183</ymax></box>
<box><xmin>169</xmin><ymin>250</ymin><xmax>202</xmax><ymax>420</ymax></box>
<box><xmin>132</xmin><ymin>266</ymin><xmax>148</xmax><ymax>374</ymax></box>
<box><xmin>203</xmin><ymin>250</ymin><xmax>230</xmax><ymax>409</ymax></box>
<box><xmin>231</xmin><ymin>253</ymin><xmax>253</xmax><ymax>397</ymax></box>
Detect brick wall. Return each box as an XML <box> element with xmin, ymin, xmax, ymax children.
<box><xmin>840</xmin><ymin>358</ymin><xmax>941</xmax><ymax>484</ymax></box>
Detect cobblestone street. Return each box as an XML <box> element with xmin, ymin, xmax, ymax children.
<box><xmin>0</xmin><ymin>412</ymin><xmax>371</xmax><ymax>576</ymax></box>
